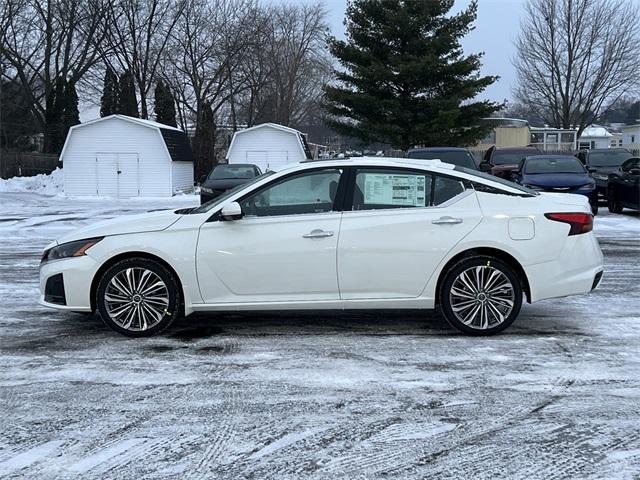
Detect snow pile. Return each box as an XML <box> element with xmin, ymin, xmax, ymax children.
<box><xmin>0</xmin><ymin>168</ymin><xmax>64</xmax><ymax>195</ymax></box>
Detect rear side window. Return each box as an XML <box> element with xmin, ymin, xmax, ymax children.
<box><xmin>352</xmin><ymin>169</ymin><xmax>432</xmax><ymax>210</ymax></box>
<box><xmin>433</xmin><ymin>175</ymin><xmax>465</xmax><ymax>205</ymax></box>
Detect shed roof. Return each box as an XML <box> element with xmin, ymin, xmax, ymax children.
<box><xmin>60</xmin><ymin>114</ymin><xmax>193</xmax><ymax>162</ymax></box>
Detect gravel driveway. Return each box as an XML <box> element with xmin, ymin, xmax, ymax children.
<box><xmin>1</xmin><ymin>192</ymin><xmax>639</xmax><ymax>479</ymax></box>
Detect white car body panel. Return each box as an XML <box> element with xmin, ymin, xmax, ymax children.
<box><xmin>38</xmin><ymin>157</ymin><xmax>604</xmax><ymax>322</ymax></box>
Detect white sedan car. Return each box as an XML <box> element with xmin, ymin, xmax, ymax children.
<box><xmin>39</xmin><ymin>158</ymin><xmax>604</xmax><ymax>337</ymax></box>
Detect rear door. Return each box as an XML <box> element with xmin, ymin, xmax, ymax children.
<box><xmin>337</xmin><ymin>168</ymin><xmax>482</xmax><ymax>299</ymax></box>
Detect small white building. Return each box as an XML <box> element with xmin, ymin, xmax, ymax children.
<box><xmin>61</xmin><ymin>115</ymin><xmax>194</xmax><ymax>197</ymax></box>
<box><xmin>226</xmin><ymin>123</ymin><xmax>312</xmax><ymax>171</ymax></box>
<box><xmin>578</xmin><ymin>125</ymin><xmax>613</xmax><ymax>150</ymax></box>
<box><xmin>622</xmin><ymin>124</ymin><xmax>640</xmax><ymax>148</ymax></box>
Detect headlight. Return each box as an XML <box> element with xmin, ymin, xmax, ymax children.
<box><xmin>41</xmin><ymin>237</ymin><xmax>103</xmax><ymax>264</ymax></box>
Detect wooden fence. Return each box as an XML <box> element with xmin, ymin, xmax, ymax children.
<box><xmin>0</xmin><ymin>151</ymin><xmax>60</xmax><ymax>179</ymax></box>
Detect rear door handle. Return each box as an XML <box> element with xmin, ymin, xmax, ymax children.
<box><xmin>303</xmin><ymin>229</ymin><xmax>334</xmax><ymax>238</ymax></box>
<box><xmin>432</xmin><ymin>216</ymin><xmax>463</xmax><ymax>225</ymax></box>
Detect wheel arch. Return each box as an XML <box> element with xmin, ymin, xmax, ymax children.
<box><xmin>90</xmin><ymin>251</ymin><xmax>186</xmax><ymax>313</ymax></box>
<box><xmin>435</xmin><ymin>247</ymin><xmax>531</xmax><ymax>305</ymax></box>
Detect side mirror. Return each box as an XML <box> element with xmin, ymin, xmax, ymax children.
<box><xmin>479</xmin><ymin>162</ymin><xmax>491</xmax><ymax>173</ymax></box>
<box><xmin>220</xmin><ymin>201</ymin><xmax>243</xmax><ymax>221</ymax></box>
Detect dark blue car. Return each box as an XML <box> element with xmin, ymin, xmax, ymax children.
<box><xmin>513</xmin><ymin>155</ymin><xmax>598</xmax><ymax>215</ymax></box>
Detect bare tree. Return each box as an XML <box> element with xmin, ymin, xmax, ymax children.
<box><xmin>513</xmin><ymin>0</ymin><xmax>640</xmax><ymax>136</ymax></box>
<box><xmin>102</xmin><ymin>0</ymin><xmax>184</xmax><ymax>119</ymax></box>
<box><xmin>0</xmin><ymin>0</ymin><xmax>110</xmax><ymax>152</ymax></box>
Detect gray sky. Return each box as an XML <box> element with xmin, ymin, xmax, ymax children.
<box><xmin>303</xmin><ymin>0</ymin><xmax>527</xmax><ymax>102</ymax></box>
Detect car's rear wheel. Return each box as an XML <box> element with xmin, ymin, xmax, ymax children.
<box><xmin>440</xmin><ymin>256</ymin><xmax>523</xmax><ymax>335</ymax></box>
<box><xmin>607</xmin><ymin>187</ymin><xmax>623</xmax><ymax>213</ymax></box>
<box><xmin>96</xmin><ymin>257</ymin><xmax>181</xmax><ymax>337</ymax></box>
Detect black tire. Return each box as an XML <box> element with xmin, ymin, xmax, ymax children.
<box><xmin>607</xmin><ymin>187</ymin><xmax>623</xmax><ymax>213</ymax></box>
<box><xmin>439</xmin><ymin>256</ymin><xmax>523</xmax><ymax>336</ymax></box>
<box><xmin>96</xmin><ymin>257</ymin><xmax>181</xmax><ymax>337</ymax></box>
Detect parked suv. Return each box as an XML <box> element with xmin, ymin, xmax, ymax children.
<box><xmin>407</xmin><ymin>147</ymin><xmax>478</xmax><ymax>169</ymax></box>
<box><xmin>200</xmin><ymin>163</ymin><xmax>262</xmax><ymax>204</ymax></box>
<box><xmin>607</xmin><ymin>157</ymin><xmax>640</xmax><ymax>213</ymax></box>
<box><xmin>575</xmin><ymin>148</ymin><xmax>633</xmax><ymax>197</ymax></box>
<box><xmin>479</xmin><ymin>146</ymin><xmax>543</xmax><ymax>180</ymax></box>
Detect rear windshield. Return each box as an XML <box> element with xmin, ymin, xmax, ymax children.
<box><xmin>407</xmin><ymin>150</ymin><xmax>477</xmax><ymax>169</ymax></box>
<box><xmin>454</xmin><ymin>166</ymin><xmax>538</xmax><ymax>196</ymax></box>
<box><xmin>209</xmin><ymin>165</ymin><xmax>257</xmax><ymax>179</ymax></box>
<box><xmin>588</xmin><ymin>151</ymin><xmax>632</xmax><ymax>167</ymax></box>
<box><xmin>524</xmin><ymin>157</ymin><xmax>585</xmax><ymax>174</ymax></box>
<box><xmin>492</xmin><ymin>150</ymin><xmax>541</xmax><ymax>165</ymax></box>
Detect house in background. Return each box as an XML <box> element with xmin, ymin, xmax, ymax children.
<box><xmin>577</xmin><ymin>125</ymin><xmax>613</xmax><ymax>150</ymax></box>
<box><xmin>622</xmin><ymin>124</ymin><xmax>640</xmax><ymax>149</ymax></box>
<box><xmin>529</xmin><ymin>127</ymin><xmax>576</xmax><ymax>151</ymax></box>
<box><xmin>61</xmin><ymin>114</ymin><xmax>194</xmax><ymax>198</ymax></box>
<box><xmin>226</xmin><ymin>123</ymin><xmax>313</xmax><ymax>172</ymax></box>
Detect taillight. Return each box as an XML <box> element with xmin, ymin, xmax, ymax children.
<box><xmin>544</xmin><ymin>212</ymin><xmax>593</xmax><ymax>235</ymax></box>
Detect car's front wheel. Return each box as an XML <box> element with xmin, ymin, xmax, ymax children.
<box><xmin>440</xmin><ymin>256</ymin><xmax>523</xmax><ymax>335</ymax></box>
<box><xmin>96</xmin><ymin>257</ymin><xmax>181</xmax><ymax>337</ymax></box>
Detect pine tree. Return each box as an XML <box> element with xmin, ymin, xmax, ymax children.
<box><xmin>154</xmin><ymin>80</ymin><xmax>177</xmax><ymax>127</ymax></box>
<box><xmin>100</xmin><ymin>67</ymin><xmax>119</xmax><ymax>117</ymax></box>
<box><xmin>62</xmin><ymin>81</ymin><xmax>80</xmax><ymax>141</ymax></box>
<box><xmin>118</xmin><ymin>69</ymin><xmax>139</xmax><ymax>117</ymax></box>
<box><xmin>323</xmin><ymin>0</ymin><xmax>502</xmax><ymax>150</ymax></box>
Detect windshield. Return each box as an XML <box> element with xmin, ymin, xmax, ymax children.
<box><xmin>588</xmin><ymin>151</ymin><xmax>632</xmax><ymax>167</ymax></box>
<box><xmin>191</xmin><ymin>171</ymin><xmax>274</xmax><ymax>214</ymax></box>
<box><xmin>492</xmin><ymin>150</ymin><xmax>541</xmax><ymax>165</ymax></box>
<box><xmin>524</xmin><ymin>157</ymin><xmax>585</xmax><ymax>174</ymax></box>
<box><xmin>209</xmin><ymin>165</ymin><xmax>257</xmax><ymax>179</ymax></box>
<box><xmin>454</xmin><ymin>166</ymin><xmax>538</xmax><ymax>196</ymax></box>
<box><xmin>407</xmin><ymin>151</ymin><xmax>477</xmax><ymax>169</ymax></box>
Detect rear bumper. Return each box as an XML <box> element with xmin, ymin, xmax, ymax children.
<box><xmin>525</xmin><ymin>232</ymin><xmax>604</xmax><ymax>302</ymax></box>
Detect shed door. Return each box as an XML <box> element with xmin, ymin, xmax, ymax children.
<box><xmin>96</xmin><ymin>154</ymin><xmax>118</xmax><ymax>197</ymax></box>
<box><xmin>116</xmin><ymin>153</ymin><xmax>140</xmax><ymax>198</ymax></box>
<box><xmin>96</xmin><ymin>153</ymin><xmax>140</xmax><ymax>198</ymax></box>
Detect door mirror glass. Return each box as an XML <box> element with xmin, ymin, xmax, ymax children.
<box><xmin>220</xmin><ymin>201</ymin><xmax>243</xmax><ymax>220</ymax></box>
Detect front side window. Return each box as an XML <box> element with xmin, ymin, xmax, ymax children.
<box><xmin>352</xmin><ymin>169</ymin><xmax>432</xmax><ymax>211</ymax></box>
<box><xmin>239</xmin><ymin>168</ymin><xmax>342</xmax><ymax>217</ymax></box>
<box><xmin>621</xmin><ymin>158</ymin><xmax>640</xmax><ymax>172</ymax></box>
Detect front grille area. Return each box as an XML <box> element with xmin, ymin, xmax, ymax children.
<box><xmin>592</xmin><ymin>271</ymin><xmax>604</xmax><ymax>290</ymax></box>
<box><xmin>45</xmin><ymin>273</ymin><xmax>66</xmax><ymax>305</ymax></box>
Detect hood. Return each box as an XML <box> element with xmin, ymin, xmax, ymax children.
<box><xmin>203</xmin><ymin>178</ymin><xmax>253</xmax><ymax>190</ymax></box>
<box><xmin>521</xmin><ymin>172</ymin><xmax>592</xmax><ymax>188</ymax></box>
<box><xmin>56</xmin><ymin>209</ymin><xmax>182</xmax><ymax>245</ymax></box>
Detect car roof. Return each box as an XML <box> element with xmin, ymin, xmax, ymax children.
<box><xmin>586</xmin><ymin>148</ymin><xmax>631</xmax><ymax>153</ymax></box>
<box><xmin>274</xmin><ymin>157</ymin><xmax>527</xmax><ymax>194</ymax></box>
<box><xmin>408</xmin><ymin>147</ymin><xmax>469</xmax><ymax>152</ymax></box>
<box><xmin>523</xmin><ymin>154</ymin><xmax>579</xmax><ymax>161</ymax></box>
<box><xmin>216</xmin><ymin>163</ymin><xmax>258</xmax><ymax>168</ymax></box>
<box><xmin>493</xmin><ymin>146</ymin><xmax>540</xmax><ymax>151</ymax></box>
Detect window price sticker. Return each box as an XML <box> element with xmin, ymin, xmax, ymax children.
<box><xmin>363</xmin><ymin>174</ymin><xmax>426</xmax><ymax>206</ymax></box>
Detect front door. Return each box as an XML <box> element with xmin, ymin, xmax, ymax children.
<box><xmin>196</xmin><ymin>167</ymin><xmax>345</xmax><ymax>303</ymax></box>
<box><xmin>337</xmin><ymin>168</ymin><xmax>482</xmax><ymax>299</ymax></box>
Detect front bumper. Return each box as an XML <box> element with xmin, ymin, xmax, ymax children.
<box><xmin>39</xmin><ymin>255</ymin><xmax>98</xmax><ymax>312</ymax></box>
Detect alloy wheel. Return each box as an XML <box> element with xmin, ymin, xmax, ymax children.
<box><xmin>448</xmin><ymin>265</ymin><xmax>515</xmax><ymax>330</ymax></box>
<box><xmin>104</xmin><ymin>267</ymin><xmax>169</xmax><ymax>331</ymax></box>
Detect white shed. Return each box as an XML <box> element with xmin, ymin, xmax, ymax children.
<box><xmin>61</xmin><ymin>115</ymin><xmax>194</xmax><ymax>197</ymax></box>
<box><xmin>578</xmin><ymin>125</ymin><xmax>613</xmax><ymax>150</ymax></box>
<box><xmin>226</xmin><ymin>123</ymin><xmax>312</xmax><ymax>171</ymax></box>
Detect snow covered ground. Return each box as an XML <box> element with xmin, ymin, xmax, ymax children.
<box><xmin>1</xmin><ymin>185</ymin><xmax>640</xmax><ymax>479</ymax></box>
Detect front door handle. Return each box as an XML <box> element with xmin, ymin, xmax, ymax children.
<box><xmin>303</xmin><ymin>229</ymin><xmax>334</xmax><ymax>239</ymax></box>
<box><xmin>432</xmin><ymin>216</ymin><xmax>463</xmax><ymax>225</ymax></box>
